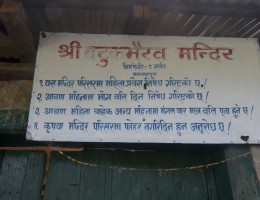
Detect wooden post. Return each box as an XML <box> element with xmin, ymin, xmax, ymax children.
<box><xmin>226</xmin><ymin>145</ymin><xmax>260</xmax><ymax>199</ymax></box>
<box><xmin>250</xmin><ymin>146</ymin><xmax>260</xmax><ymax>181</ymax></box>
<box><xmin>0</xmin><ymin>0</ymin><xmax>36</xmax><ymax>62</ymax></box>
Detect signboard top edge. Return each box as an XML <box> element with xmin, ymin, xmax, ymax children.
<box><xmin>39</xmin><ymin>31</ymin><xmax>259</xmax><ymax>42</ymax></box>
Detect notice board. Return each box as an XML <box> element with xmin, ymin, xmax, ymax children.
<box><xmin>26</xmin><ymin>33</ymin><xmax>260</xmax><ymax>143</ymax></box>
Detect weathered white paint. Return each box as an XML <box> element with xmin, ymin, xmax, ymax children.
<box><xmin>27</xmin><ymin>33</ymin><xmax>260</xmax><ymax>143</ymax></box>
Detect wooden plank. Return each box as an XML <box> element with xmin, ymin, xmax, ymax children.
<box><xmin>22</xmin><ymin>0</ymin><xmax>260</xmax><ymax>18</ymax></box>
<box><xmin>0</xmin><ymin>0</ymin><xmax>36</xmax><ymax>62</ymax></box>
<box><xmin>151</xmin><ymin>147</ymin><xmax>208</xmax><ymax>200</ymax></box>
<box><xmin>226</xmin><ymin>145</ymin><xmax>260</xmax><ymax>200</ymax></box>
<box><xmin>44</xmin><ymin>145</ymin><xmax>260</xmax><ymax>199</ymax></box>
<box><xmin>111</xmin><ymin>150</ymin><xmax>158</xmax><ymax>200</ymax></box>
<box><xmin>0</xmin><ymin>63</ymin><xmax>34</xmax><ymax>80</ymax></box>
<box><xmin>204</xmin><ymin>146</ymin><xmax>233</xmax><ymax>200</ymax></box>
<box><xmin>0</xmin><ymin>151</ymin><xmax>46</xmax><ymax>200</ymax></box>
<box><xmin>44</xmin><ymin>150</ymin><xmax>114</xmax><ymax>200</ymax></box>
<box><xmin>44</xmin><ymin>147</ymin><xmax>218</xmax><ymax>200</ymax></box>
<box><xmin>78</xmin><ymin>150</ymin><xmax>114</xmax><ymax>200</ymax></box>
<box><xmin>203</xmin><ymin>157</ymin><xmax>218</xmax><ymax>200</ymax></box>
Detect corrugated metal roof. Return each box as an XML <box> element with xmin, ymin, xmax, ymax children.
<box><xmin>146</xmin><ymin>13</ymin><xmax>260</xmax><ymax>38</ymax></box>
<box><xmin>24</xmin><ymin>7</ymin><xmax>260</xmax><ymax>38</ymax></box>
<box><xmin>18</xmin><ymin>0</ymin><xmax>260</xmax><ymax>40</ymax></box>
<box><xmin>25</xmin><ymin>7</ymin><xmax>130</xmax><ymax>35</ymax></box>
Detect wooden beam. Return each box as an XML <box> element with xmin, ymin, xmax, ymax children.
<box><xmin>22</xmin><ymin>0</ymin><xmax>260</xmax><ymax>18</ymax></box>
<box><xmin>0</xmin><ymin>0</ymin><xmax>36</xmax><ymax>62</ymax></box>
<box><xmin>0</xmin><ymin>146</ymin><xmax>84</xmax><ymax>152</ymax></box>
<box><xmin>124</xmin><ymin>5</ymin><xmax>153</xmax><ymax>35</ymax></box>
<box><xmin>132</xmin><ymin>5</ymin><xmax>153</xmax><ymax>19</ymax></box>
<box><xmin>0</xmin><ymin>33</ymin><xmax>20</xmax><ymax>59</ymax></box>
<box><xmin>132</xmin><ymin>5</ymin><xmax>143</xmax><ymax>18</ymax></box>
<box><xmin>0</xmin><ymin>62</ymin><xmax>34</xmax><ymax>80</ymax></box>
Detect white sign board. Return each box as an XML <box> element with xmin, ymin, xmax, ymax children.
<box><xmin>27</xmin><ymin>33</ymin><xmax>260</xmax><ymax>143</ymax></box>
